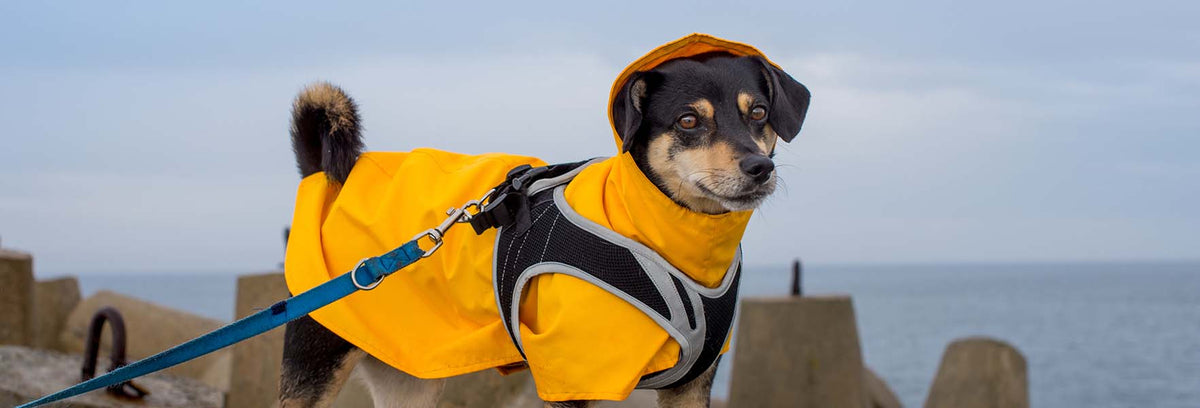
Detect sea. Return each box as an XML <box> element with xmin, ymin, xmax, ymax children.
<box><xmin>69</xmin><ymin>261</ymin><xmax>1200</xmax><ymax>407</ymax></box>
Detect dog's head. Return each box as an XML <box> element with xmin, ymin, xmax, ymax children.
<box><xmin>614</xmin><ymin>53</ymin><xmax>810</xmax><ymax>214</ymax></box>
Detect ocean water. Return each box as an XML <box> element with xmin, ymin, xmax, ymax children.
<box><xmin>72</xmin><ymin>261</ymin><xmax>1200</xmax><ymax>407</ymax></box>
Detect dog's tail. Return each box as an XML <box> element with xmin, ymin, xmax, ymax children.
<box><xmin>290</xmin><ymin>82</ymin><xmax>363</xmax><ymax>184</ymax></box>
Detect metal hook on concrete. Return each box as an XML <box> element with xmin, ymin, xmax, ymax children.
<box><xmin>81</xmin><ymin>306</ymin><xmax>148</xmax><ymax>399</ymax></box>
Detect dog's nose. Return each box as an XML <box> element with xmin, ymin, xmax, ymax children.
<box><xmin>739</xmin><ymin>156</ymin><xmax>775</xmax><ymax>183</ymax></box>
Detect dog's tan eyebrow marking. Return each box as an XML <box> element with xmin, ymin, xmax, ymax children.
<box><xmin>737</xmin><ymin>92</ymin><xmax>754</xmax><ymax>115</ymax></box>
<box><xmin>689</xmin><ymin>99</ymin><xmax>714</xmax><ymax>119</ymax></box>
<box><xmin>760</xmin><ymin>124</ymin><xmax>779</xmax><ymax>153</ymax></box>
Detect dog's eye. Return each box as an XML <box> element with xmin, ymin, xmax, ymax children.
<box><xmin>750</xmin><ymin>106</ymin><xmax>767</xmax><ymax>121</ymax></box>
<box><xmin>677</xmin><ymin>114</ymin><xmax>698</xmax><ymax>130</ymax></box>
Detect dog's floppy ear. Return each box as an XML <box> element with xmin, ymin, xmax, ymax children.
<box><xmin>756</xmin><ymin>57</ymin><xmax>811</xmax><ymax>142</ymax></box>
<box><xmin>613</xmin><ymin>72</ymin><xmax>654</xmax><ymax>152</ymax></box>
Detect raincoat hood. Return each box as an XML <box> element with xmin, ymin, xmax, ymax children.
<box><xmin>607</xmin><ymin>33</ymin><xmax>781</xmax><ymax>151</ymax></box>
<box><xmin>285</xmin><ymin>34</ymin><xmax>779</xmax><ymax>402</ymax></box>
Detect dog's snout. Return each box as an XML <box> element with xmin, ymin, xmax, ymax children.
<box><xmin>739</xmin><ymin>156</ymin><xmax>774</xmax><ymax>183</ymax></box>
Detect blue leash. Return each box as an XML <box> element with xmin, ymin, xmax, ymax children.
<box><xmin>17</xmin><ymin>241</ymin><xmax>423</xmax><ymax>407</ymax></box>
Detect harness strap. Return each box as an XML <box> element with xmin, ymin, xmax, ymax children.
<box><xmin>17</xmin><ymin>241</ymin><xmax>424</xmax><ymax>408</ymax></box>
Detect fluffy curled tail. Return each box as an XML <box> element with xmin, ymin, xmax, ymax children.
<box><xmin>290</xmin><ymin>82</ymin><xmax>363</xmax><ymax>184</ymax></box>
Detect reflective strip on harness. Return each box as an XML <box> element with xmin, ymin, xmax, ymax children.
<box><xmin>491</xmin><ymin>166</ymin><xmax>741</xmax><ymax>390</ymax></box>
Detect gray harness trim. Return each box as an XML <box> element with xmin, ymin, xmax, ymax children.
<box><xmin>524</xmin><ymin>157</ymin><xmax>605</xmax><ymax>195</ymax></box>
<box><xmin>491</xmin><ymin>164</ymin><xmax>741</xmax><ymax>389</ymax></box>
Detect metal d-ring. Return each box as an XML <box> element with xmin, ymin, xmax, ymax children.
<box><xmin>351</xmin><ymin>258</ymin><xmax>382</xmax><ymax>290</ymax></box>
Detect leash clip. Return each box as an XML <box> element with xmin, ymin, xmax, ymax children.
<box><xmin>412</xmin><ymin>189</ymin><xmax>496</xmax><ymax>258</ymax></box>
<box><xmin>458</xmin><ymin>189</ymin><xmax>495</xmax><ymax>222</ymax></box>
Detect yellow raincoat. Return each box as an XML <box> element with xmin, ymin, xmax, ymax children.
<box><xmin>285</xmin><ymin>33</ymin><xmax>774</xmax><ymax>401</ymax></box>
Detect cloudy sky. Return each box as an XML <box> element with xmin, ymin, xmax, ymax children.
<box><xmin>2</xmin><ymin>1</ymin><xmax>1197</xmax><ymax>275</ymax></box>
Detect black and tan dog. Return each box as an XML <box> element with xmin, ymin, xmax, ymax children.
<box><xmin>279</xmin><ymin>34</ymin><xmax>810</xmax><ymax>408</ymax></box>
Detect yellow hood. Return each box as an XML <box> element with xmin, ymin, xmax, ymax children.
<box><xmin>607</xmin><ymin>33</ymin><xmax>780</xmax><ymax>151</ymax></box>
<box><xmin>285</xmin><ymin>34</ymin><xmax>774</xmax><ymax>402</ymax></box>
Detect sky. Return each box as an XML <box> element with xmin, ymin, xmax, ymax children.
<box><xmin>1</xmin><ymin>1</ymin><xmax>1197</xmax><ymax>275</ymax></box>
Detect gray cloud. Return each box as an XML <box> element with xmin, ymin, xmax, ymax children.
<box><xmin>2</xmin><ymin>1</ymin><xmax>1197</xmax><ymax>274</ymax></box>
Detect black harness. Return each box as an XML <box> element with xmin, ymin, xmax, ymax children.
<box><xmin>471</xmin><ymin>160</ymin><xmax>741</xmax><ymax>389</ymax></box>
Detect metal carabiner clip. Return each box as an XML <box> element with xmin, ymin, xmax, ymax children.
<box><xmin>410</xmin><ymin>189</ymin><xmax>497</xmax><ymax>258</ymax></box>
<box><xmin>459</xmin><ymin>189</ymin><xmax>495</xmax><ymax>221</ymax></box>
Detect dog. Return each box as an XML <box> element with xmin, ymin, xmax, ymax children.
<box><xmin>278</xmin><ymin>34</ymin><xmax>810</xmax><ymax>408</ymax></box>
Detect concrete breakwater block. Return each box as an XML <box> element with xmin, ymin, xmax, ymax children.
<box><xmin>924</xmin><ymin>336</ymin><xmax>1028</xmax><ymax>408</ymax></box>
<box><xmin>864</xmin><ymin>366</ymin><xmax>902</xmax><ymax>408</ymax></box>
<box><xmin>33</xmin><ymin>276</ymin><xmax>82</xmax><ymax>351</ymax></box>
<box><xmin>727</xmin><ymin>295</ymin><xmax>866</xmax><ymax>407</ymax></box>
<box><xmin>0</xmin><ymin>249</ymin><xmax>34</xmax><ymax>346</ymax></box>
<box><xmin>227</xmin><ymin>272</ymin><xmax>291</xmax><ymax>408</ymax></box>
<box><xmin>58</xmin><ymin>290</ymin><xmax>230</xmax><ymax>390</ymax></box>
<box><xmin>226</xmin><ymin>272</ymin><xmax>373</xmax><ymax>408</ymax></box>
<box><xmin>0</xmin><ymin>345</ymin><xmax>222</xmax><ymax>408</ymax></box>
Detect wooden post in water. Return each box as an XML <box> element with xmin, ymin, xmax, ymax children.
<box><xmin>790</xmin><ymin>258</ymin><xmax>802</xmax><ymax>296</ymax></box>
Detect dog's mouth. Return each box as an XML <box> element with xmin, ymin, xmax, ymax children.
<box><xmin>692</xmin><ymin>176</ymin><xmax>776</xmax><ymax>211</ymax></box>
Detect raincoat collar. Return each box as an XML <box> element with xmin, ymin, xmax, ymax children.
<box><xmin>603</xmin><ymin>153</ymin><xmax>752</xmax><ymax>287</ymax></box>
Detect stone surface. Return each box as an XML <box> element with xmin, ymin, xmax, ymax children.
<box><xmin>728</xmin><ymin>295</ymin><xmax>866</xmax><ymax>407</ymax></box>
<box><xmin>924</xmin><ymin>337</ymin><xmax>1028</xmax><ymax>408</ymax></box>
<box><xmin>0</xmin><ymin>249</ymin><xmax>34</xmax><ymax>346</ymax></box>
<box><xmin>58</xmin><ymin>290</ymin><xmax>229</xmax><ymax>390</ymax></box>
<box><xmin>0</xmin><ymin>345</ymin><xmax>222</xmax><ymax>408</ymax></box>
<box><xmin>864</xmin><ymin>366</ymin><xmax>902</xmax><ymax>408</ymax></box>
<box><xmin>227</xmin><ymin>272</ymin><xmax>290</xmax><ymax>408</ymax></box>
<box><xmin>33</xmin><ymin>276</ymin><xmax>82</xmax><ymax>351</ymax></box>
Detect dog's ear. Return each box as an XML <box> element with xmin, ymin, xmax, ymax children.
<box><xmin>755</xmin><ymin>57</ymin><xmax>811</xmax><ymax>143</ymax></box>
<box><xmin>613</xmin><ymin>72</ymin><xmax>654</xmax><ymax>152</ymax></box>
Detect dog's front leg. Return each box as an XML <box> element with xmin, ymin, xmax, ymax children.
<box><xmin>655</xmin><ymin>361</ymin><xmax>718</xmax><ymax>408</ymax></box>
